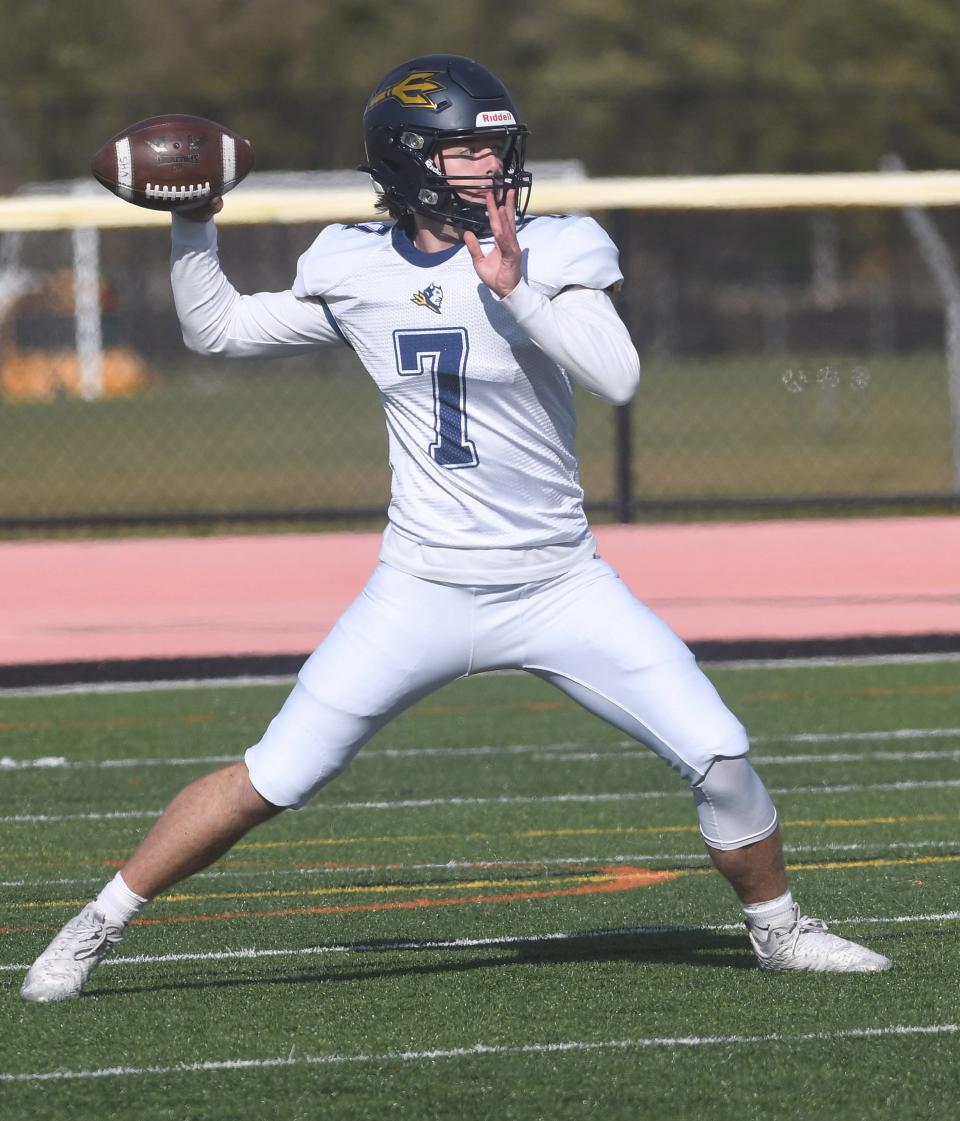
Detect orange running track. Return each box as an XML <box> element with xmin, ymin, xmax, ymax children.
<box><xmin>1</xmin><ymin>516</ymin><xmax>958</xmax><ymax>682</ymax></box>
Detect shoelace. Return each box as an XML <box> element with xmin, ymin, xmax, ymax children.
<box><xmin>774</xmin><ymin>910</ymin><xmax>829</xmax><ymax>956</ymax></box>
<box><xmin>50</xmin><ymin>912</ymin><xmax>119</xmax><ymax>961</ymax></box>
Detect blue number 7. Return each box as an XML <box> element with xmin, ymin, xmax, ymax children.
<box><xmin>393</xmin><ymin>328</ymin><xmax>479</xmax><ymax>468</ymax></box>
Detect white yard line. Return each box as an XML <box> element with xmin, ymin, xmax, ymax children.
<box><xmin>4</xmin><ymin>777</ymin><xmax>960</xmax><ymax>824</ymax></box>
<box><xmin>4</xmin><ymin>728</ymin><xmax>960</xmax><ymax>772</ymax></box>
<box><xmin>3</xmin><ymin>838</ymin><xmax>957</xmax><ymax>891</ymax></box>
<box><xmin>768</xmin><ymin>779</ymin><xmax>960</xmax><ymax>797</ymax></box>
<box><xmin>529</xmin><ymin>747</ymin><xmax>960</xmax><ymax>765</ymax></box>
<box><xmin>0</xmin><ymin>809</ymin><xmax>164</xmax><ymax>824</ymax></box>
<box><xmin>0</xmin><ymin>856</ymin><xmax>715</xmax><ymax>890</ymax></box>
<box><xmin>2</xmin><ymin>911</ymin><xmax>958</xmax><ymax>975</ymax></box>
<box><xmin>752</xmin><ymin>728</ymin><xmax>960</xmax><ymax>745</ymax></box>
<box><xmin>755</xmin><ymin>748</ymin><xmax>960</xmax><ymax>765</ymax></box>
<box><xmin>0</xmin><ymin>1023</ymin><xmax>956</xmax><ymax>1083</ymax></box>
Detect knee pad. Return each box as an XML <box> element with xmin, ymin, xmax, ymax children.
<box><xmin>692</xmin><ymin>756</ymin><xmax>778</xmax><ymax>850</ymax></box>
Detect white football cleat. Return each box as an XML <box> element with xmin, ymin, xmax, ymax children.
<box><xmin>20</xmin><ymin>904</ymin><xmax>125</xmax><ymax>1003</ymax></box>
<box><xmin>748</xmin><ymin>905</ymin><xmax>892</xmax><ymax>973</ymax></box>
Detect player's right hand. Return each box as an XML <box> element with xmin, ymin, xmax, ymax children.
<box><xmin>464</xmin><ymin>188</ymin><xmax>522</xmax><ymax>297</ymax></box>
<box><xmin>176</xmin><ymin>196</ymin><xmax>224</xmax><ymax>222</ymax></box>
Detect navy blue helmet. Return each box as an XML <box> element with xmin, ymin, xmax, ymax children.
<box><xmin>360</xmin><ymin>54</ymin><xmax>532</xmax><ymax>234</ymax></box>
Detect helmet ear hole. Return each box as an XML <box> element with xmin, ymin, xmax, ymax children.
<box><xmin>400</xmin><ymin>131</ymin><xmax>426</xmax><ymax>151</ymax></box>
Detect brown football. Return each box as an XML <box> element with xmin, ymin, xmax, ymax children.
<box><xmin>91</xmin><ymin>115</ymin><xmax>254</xmax><ymax>211</ymax></box>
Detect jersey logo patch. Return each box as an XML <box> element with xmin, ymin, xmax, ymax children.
<box><xmin>411</xmin><ymin>283</ymin><xmax>443</xmax><ymax>314</ymax></box>
<box><xmin>367</xmin><ymin>71</ymin><xmax>446</xmax><ymax>111</ymax></box>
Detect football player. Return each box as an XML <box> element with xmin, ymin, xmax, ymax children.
<box><xmin>22</xmin><ymin>54</ymin><xmax>890</xmax><ymax>1002</ymax></box>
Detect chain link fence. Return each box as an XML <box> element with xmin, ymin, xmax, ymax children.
<box><xmin>2</xmin><ymin>192</ymin><xmax>959</xmax><ymax>530</ymax></box>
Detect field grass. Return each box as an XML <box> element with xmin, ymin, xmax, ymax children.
<box><xmin>0</xmin><ymin>351</ymin><xmax>955</xmax><ymax>522</ymax></box>
<box><xmin>1</xmin><ymin>657</ymin><xmax>958</xmax><ymax>1119</ymax></box>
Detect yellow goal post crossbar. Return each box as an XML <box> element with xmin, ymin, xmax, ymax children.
<box><xmin>3</xmin><ymin>170</ymin><xmax>960</xmax><ymax>231</ymax></box>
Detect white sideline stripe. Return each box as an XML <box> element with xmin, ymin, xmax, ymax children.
<box><xmin>4</xmin><ymin>838</ymin><xmax>958</xmax><ymax>891</ymax></box>
<box><xmin>2</xmin><ymin>911</ymin><xmax>958</xmax><ymax>974</ymax></box>
<box><xmin>1</xmin><ymin>1024</ymin><xmax>957</xmax><ymax>1082</ymax></box>
<box><xmin>4</xmin><ymin>727</ymin><xmax>960</xmax><ymax>772</ymax></box>
<box><xmin>0</xmin><ymin>675</ymin><xmax>296</xmax><ymax>699</ymax></box>
<box><xmin>4</xmin><ymin>777</ymin><xmax>960</xmax><ymax>823</ymax></box>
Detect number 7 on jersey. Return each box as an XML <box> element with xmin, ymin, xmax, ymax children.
<box><xmin>393</xmin><ymin>328</ymin><xmax>479</xmax><ymax>469</ymax></box>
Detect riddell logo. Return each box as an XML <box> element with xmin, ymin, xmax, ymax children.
<box><xmin>476</xmin><ymin>111</ymin><xmax>516</xmax><ymax>125</ymax></box>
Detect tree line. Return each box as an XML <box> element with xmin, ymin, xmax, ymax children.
<box><xmin>1</xmin><ymin>0</ymin><xmax>958</xmax><ymax>192</ymax></box>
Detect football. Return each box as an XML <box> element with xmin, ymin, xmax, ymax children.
<box><xmin>91</xmin><ymin>115</ymin><xmax>254</xmax><ymax>211</ymax></box>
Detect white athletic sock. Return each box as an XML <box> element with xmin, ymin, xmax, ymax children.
<box><xmin>94</xmin><ymin>871</ymin><xmax>149</xmax><ymax>926</ymax></box>
<box><xmin>741</xmin><ymin>890</ymin><xmax>795</xmax><ymax>931</ymax></box>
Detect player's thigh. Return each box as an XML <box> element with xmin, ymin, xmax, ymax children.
<box><xmin>246</xmin><ymin>564</ymin><xmax>473</xmax><ymax>807</ymax></box>
<box><xmin>298</xmin><ymin>563</ymin><xmax>474</xmax><ymax>714</ymax></box>
<box><xmin>524</xmin><ymin>558</ymin><xmax>747</xmax><ymax>783</ymax></box>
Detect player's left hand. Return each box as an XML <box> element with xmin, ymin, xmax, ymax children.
<box><xmin>464</xmin><ymin>188</ymin><xmax>522</xmax><ymax>298</ymax></box>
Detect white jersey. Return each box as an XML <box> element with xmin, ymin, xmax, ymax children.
<box><xmin>170</xmin><ymin>212</ymin><xmax>636</xmax><ymax>583</ymax></box>
<box><xmin>294</xmin><ymin>216</ymin><xmax>622</xmax><ymax>566</ymax></box>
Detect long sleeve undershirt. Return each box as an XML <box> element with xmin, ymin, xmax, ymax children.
<box><xmin>500</xmin><ymin>278</ymin><xmax>639</xmax><ymax>405</ymax></box>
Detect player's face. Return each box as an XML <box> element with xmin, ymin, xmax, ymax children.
<box><xmin>435</xmin><ymin>135</ymin><xmax>505</xmax><ymax>203</ymax></box>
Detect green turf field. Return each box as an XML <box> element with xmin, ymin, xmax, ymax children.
<box><xmin>1</xmin><ymin>657</ymin><xmax>958</xmax><ymax>1119</ymax></box>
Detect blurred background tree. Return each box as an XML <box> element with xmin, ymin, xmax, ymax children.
<box><xmin>0</xmin><ymin>0</ymin><xmax>959</xmax><ymax>191</ymax></box>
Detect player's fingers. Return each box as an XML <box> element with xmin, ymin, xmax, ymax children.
<box><xmin>491</xmin><ymin>189</ymin><xmax>520</xmax><ymax>258</ymax></box>
<box><xmin>484</xmin><ymin>189</ymin><xmax>504</xmax><ymax>236</ymax></box>
<box><xmin>496</xmin><ymin>189</ymin><xmax>517</xmax><ymax>234</ymax></box>
<box><xmin>463</xmin><ymin>230</ymin><xmax>484</xmax><ymax>263</ymax></box>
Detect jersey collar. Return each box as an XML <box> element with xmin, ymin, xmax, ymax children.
<box><xmin>391</xmin><ymin>224</ymin><xmax>468</xmax><ymax>268</ymax></box>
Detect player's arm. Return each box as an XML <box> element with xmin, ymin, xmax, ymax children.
<box><xmin>500</xmin><ymin>281</ymin><xmax>640</xmax><ymax>405</ymax></box>
<box><xmin>466</xmin><ymin>190</ymin><xmax>640</xmax><ymax>405</ymax></box>
<box><xmin>170</xmin><ymin>213</ymin><xmax>344</xmax><ymax>357</ymax></box>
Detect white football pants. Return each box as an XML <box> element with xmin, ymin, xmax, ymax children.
<box><xmin>245</xmin><ymin>557</ymin><xmax>769</xmax><ymax>844</ymax></box>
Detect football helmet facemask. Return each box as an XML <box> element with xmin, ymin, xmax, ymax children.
<box><xmin>360</xmin><ymin>54</ymin><xmax>532</xmax><ymax>234</ymax></box>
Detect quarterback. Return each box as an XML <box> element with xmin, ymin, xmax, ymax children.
<box><xmin>22</xmin><ymin>54</ymin><xmax>890</xmax><ymax>1002</ymax></box>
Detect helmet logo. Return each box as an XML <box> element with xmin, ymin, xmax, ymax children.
<box><xmin>368</xmin><ymin>71</ymin><xmax>446</xmax><ymax>111</ymax></box>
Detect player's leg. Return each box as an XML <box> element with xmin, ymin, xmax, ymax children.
<box><xmin>19</xmin><ymin>761</ymin><xmax>281</xmax><ymax>1005</ymax></box>
<box><xmin>21</xmin><ymin>565</ymin><xmax>476</xmax><ymax>1002</ymax></box>
<box><xmin>121</xmin><ymin>762</ymin><xmax>281</xmax><ymax>899</ymax></box>
<box><xmin>522</xmin><ymin>557</ymin><xmax>891</xmax><ymax>973</ymax></box>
